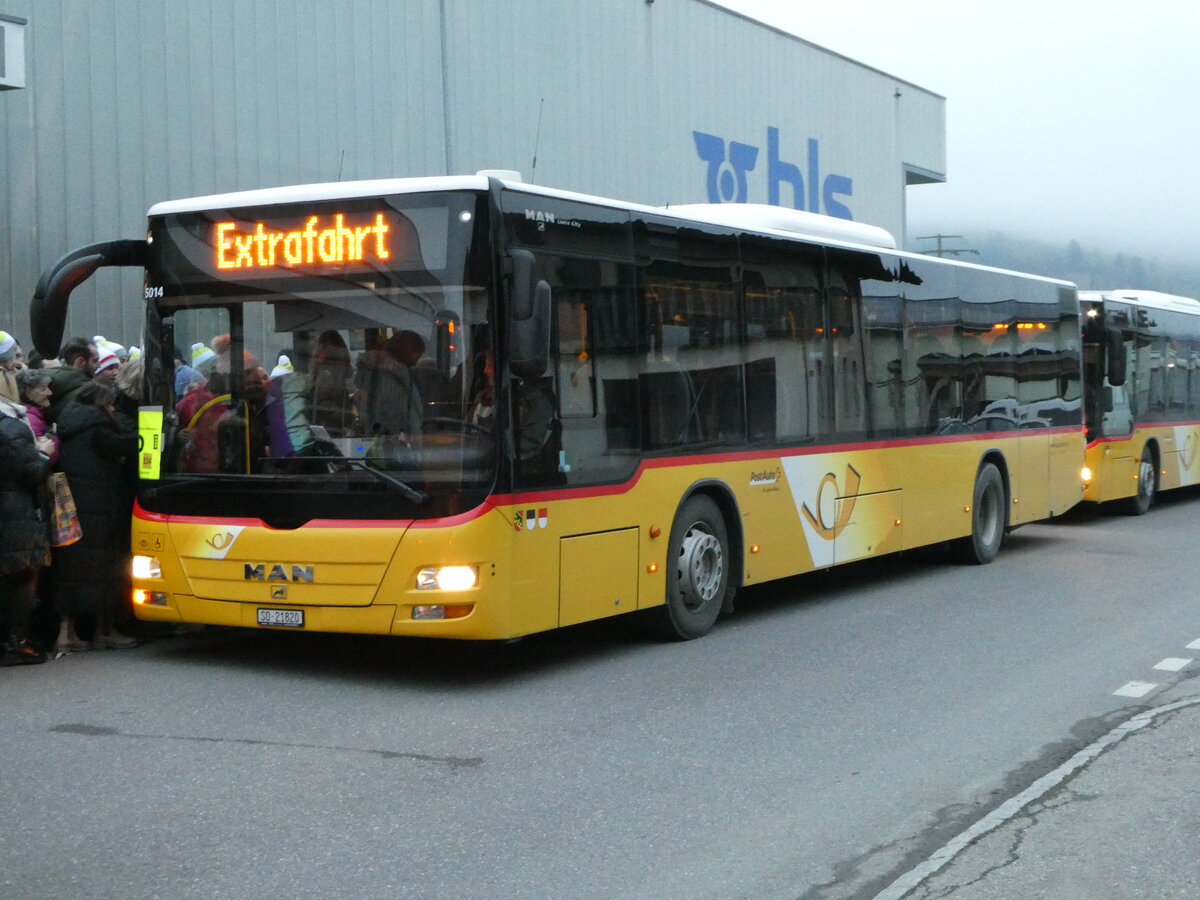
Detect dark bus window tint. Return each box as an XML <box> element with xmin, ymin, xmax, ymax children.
<box><xmin>500</xmin><ymin>192</ymin><xmax>632</xmax><ymax>258</ymax></box>
<box><xmin>521</xmin><ymin>251</ymin><xmax>641</xmax><ymax>487</ymax></box>
<box><xmin>856</xmin><ymin>256</ymin><xmax>904</xmax><ymax>438</ymax></box>
<box><xmin>828</xmin><ymin>249</ymin><xmax>893</xmax><ymax>441</ymax></box>
<box><xmin>635</xmin><ymin>219</ymin><xmax>742</xmax><ymax>450</ymax></box>
<box><xmin>903</xmin><ymin>258</ymin><xmax>963</xmax><ymax>434</ymax></box>
<box><xmin>741</xmin><ymin>235</ymin><xmax>825</xmax><ymax>445</ymax></box>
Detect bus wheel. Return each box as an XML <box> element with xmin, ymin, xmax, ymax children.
<box><xmin>955</xmin><ymin>463</ymin><xmax>1005</xmax><ymax>565</ymax></box>
<box><xmin>1123</xmin><ymin>447</ymin><xmax>1157</xmax><ymax>516</ymax></box>
<box><xmin>650</xmin><ymin>495</ymin><xmax>728</xmax><ymax>640</ymax></box>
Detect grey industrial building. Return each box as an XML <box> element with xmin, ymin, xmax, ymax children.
<box><xmin>0</xmin><ymin>0</ymin><xmax>945</xmax><ymax>349</ymax></box>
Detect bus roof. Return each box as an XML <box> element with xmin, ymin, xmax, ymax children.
<box><xmin>146</xmin><ymin>173</ymin><xmax>1070</xmax><ymax>286</ymax></box>
<box><xmin>1081</xmin><ymin>289</ymin><xmax>1200</xmax><ymax>316</ymax></box>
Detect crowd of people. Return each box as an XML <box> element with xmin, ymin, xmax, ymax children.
<box><xmin>0</xmin><ymin>330</ymin><xmax>141</xmax><ymax>666</ymax></box>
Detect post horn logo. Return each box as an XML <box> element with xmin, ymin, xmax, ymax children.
<box><xmin>1181</xmin><ymin>432</ymin><xmax>1198</xmax><ymax>470</ymax></box>
<box><xmin>206</xmin><ymin>532</ymin><xmax>235</xmax><ymax>551</ymax></box>
<box><xmin>800</xmin><ymin>464</ymin><xmax>861</xmax><ymax>541</ymax></box>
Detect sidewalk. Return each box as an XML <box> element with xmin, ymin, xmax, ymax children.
<box><xmin>880</xmin><ymin>695</ymin><xmax>1200</xmax><ymax>899</ymax></box>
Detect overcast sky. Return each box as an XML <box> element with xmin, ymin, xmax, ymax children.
<box><xmin>711</xmin><ymin>0</ymin><xmax>1200</xmax><ymax>263</ymax></box>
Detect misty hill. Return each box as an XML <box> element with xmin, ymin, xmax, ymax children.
<box><xmin>910</xmin><ymin>232</ymin><xmax>1200</xmax><ymax>299</ymax></box>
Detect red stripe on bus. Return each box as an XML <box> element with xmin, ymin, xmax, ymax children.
<box><xmin>1086</xmin><ymin>422</ymin><xmax>1200</xmax><ymax>449</ymax></box>
<box><xmin>134</xmin><ymin>425</ymin><xmax>1083</xmax><ymax>530</ymax></box>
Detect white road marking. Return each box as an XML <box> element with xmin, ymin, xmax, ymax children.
<box><xmin>1113</xmin><ymin>681</ymin><xmax>1158</xmax><ymax>698</ymax></box>
<box><xmin>1153</xmin><ymin>657</ymin><xmax>1192</xmax><ymax>672</ymax></box>
<box><xmin>1186</xmin><ymin>638</ymin><xmax>1200</xmax><ymax>650</ymax></box>
<box><xmin>871</xmin><ymin>696</ymin><xmax>1200</xmax><ymax>900</ymax></box>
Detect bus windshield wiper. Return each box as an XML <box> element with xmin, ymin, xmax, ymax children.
<box><xmin>337</xmin><ymin>456</ymin><xmax>429</xmax><ymax>505</ymax></box>
<box><xmin>299</xmin><ymin>425</ymin><xmax>429</xmax><ymax>505</ymax></box>
<box><xmin>140</xmin><ymin>474</ymin><xmax>257</xmax><ymax>499</ymax></box>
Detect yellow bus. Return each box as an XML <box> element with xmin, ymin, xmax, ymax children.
<box><xmin>1080</xmin><ymin>289</ymin><xmax>1200</xmax><ymax>514</ymax></box>
<box><xmin>31</xmin><ymin>175</ymin><xmax>1084</xmax><ymax>640</ymax></box>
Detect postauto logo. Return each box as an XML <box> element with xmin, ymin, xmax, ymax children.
<box><xmin>693</xmin><ymin>126</ymin><xmax>854</xmax><ymax>219</ymax></box>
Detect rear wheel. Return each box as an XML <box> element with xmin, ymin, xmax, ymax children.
<box><xmin>955</xmin><ymin>463</ymin><xmax>1005</xmax><ymax>565</ymax></box>
<box><xmin>649</xmin><ymin>495</ymin><xmax>729</xmax><ymax>640</ymax></box>
<box><xmin>1122</xmin><ymin>446</ymin><xmax>1156</xmax><ymax>516</ymax></box>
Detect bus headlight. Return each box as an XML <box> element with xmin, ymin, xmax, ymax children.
<box><xmin>1080</xmin><ymin>466</ymin><xmax>1092</xmax><ymax>483</ymax></box>
<box><xmin>416</xmin><ymin>565</ymin><xmax>479</xmax><ymax>591</ymax></box>
<box><xmin>132</xmin><ymin>555</ymin><xmax>163</xmax><ymax>579</ymax></box>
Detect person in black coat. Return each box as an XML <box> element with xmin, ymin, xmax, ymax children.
<box><xmin>0</xmin><ymin>393</ymin><xmax>54</xmax><ymax>665</ymax></box>
<box><xmin>51</xmin><ymin>382</ymin><xmax>139</xmax><ymax>650</ymax></box>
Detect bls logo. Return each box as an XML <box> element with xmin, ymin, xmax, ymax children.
<box><xmin>693</xmin><ymin>126</ymin><xmax>854</xmax><ymax>219</ymax></box>
<box><xmin>693</xmin><ymin>132</ymin><xmax>759</xmax><ymax>204</ymax></box>
<box><xmin>800</xmin><ymin>464</ymin><xmax>861</xmax><ymax>541</ymax></box>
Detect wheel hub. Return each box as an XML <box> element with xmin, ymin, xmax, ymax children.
<box><xmin>678</xmin><ymin>527</ymin><xmax>723</xmax><ymax>608</ymax></box>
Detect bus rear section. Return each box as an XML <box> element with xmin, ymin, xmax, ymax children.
<box><xmin>1081</xmin><ymin>290</ymin><xmax>1200</xmax><ymax>514</ymax></box>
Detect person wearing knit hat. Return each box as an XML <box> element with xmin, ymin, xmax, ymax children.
<box><xmin>93</xmin><ymin>335</ymin><xmax>125</xmax><ymax>361</ymax></box>
<box><xmin>0</xmin><ymin>331</ymin><xmax>17</xmax><ymax>365</ymax></box>
<box><xmin>191</xmin><ymin>341</ymin><xmax>217</xmax><ymax>370</ymax></box>
<box><xmin>0</xmin><ymin>331</ymin><xmax>23</xmax><ymax>404</ymax></box>
<box><xmin>93</xmin><ymin>349</ymin><xmax>120</xmax><ymax>384</ymax></box>
<box><xmin>269</xmin><ymin>355</ymin><xmax>294</xmax><ymax>379</ymax></box>
<box><xmin>174</xmin><ymin>364</ymin><xmax>204</xmax><ymax>395</ymax></box>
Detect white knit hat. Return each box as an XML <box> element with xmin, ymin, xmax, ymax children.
<box><xmin>0</xmin><ymin>331</ymin><xmax>16</xmax><ymax>362</ymax></box>
<box><xmin>127</xmin><ymin>346</ymin><xmax>142</xmax><ymax>361</ymax></box>
<box><xmin>93</xmin><ymin>335</ymin><xmax>126</xmax><ymax>359</ymax></box>
<box><xmin>191</xmin><ymin>342</ymin><xmax>217</xmax><ymax>368</ymax></box>
<box><xmin>270</xmin><ymin>355</ymin><xmax>294</xmax><ymax>378</ymax></box>
<box><xmin>95</xmin><ymin>349</ymin><xmax>120</xmax><ymax>373</ymax></box>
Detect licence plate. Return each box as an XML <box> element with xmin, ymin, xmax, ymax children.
<box><xmin>256</xmin><ymin>608</ymin><xmax>304</xmax><ymax>628</ymax></box>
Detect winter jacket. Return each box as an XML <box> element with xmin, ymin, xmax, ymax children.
<box><xmin>49</xmin><ymin>400</ymin><xmax>137</xmax><ymax>616</ymax></box>
<box><xmin>45</xmin><ymin>365</ymin><xmax>90</xmax><ymax>423</ymax></box>
<box><xmin>26</xmin><ymin>404</ymin><xmax>60</xmax><ymax>464</ymax></box>
<box><xmin>0</xmin><ymin>399</ymin><xmax>51</xmax><ymax>577</ymax></box>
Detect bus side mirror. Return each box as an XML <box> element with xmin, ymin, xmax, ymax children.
<box><xmin>508</xmin><ymin>249</ymin><xmax>551</xmax><ymax>379</ymax></box>
<box><xmin>1105</xmin><ymin>328</ymin><xmax>1126</xmax><ymax>386</ymax></box>
<box><xmin>29</xmin><ymin>239</ymin><xmax>147</xmax><ymax>357</ymax></box>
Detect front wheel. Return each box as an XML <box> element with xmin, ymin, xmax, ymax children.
<box><xmin>1122</xmin><ymin>446</ymin><xmax>1157</xmax><ymax>516</ymax></box>
<box><xmin>955</xmin><ymin>463</ymin><xmax>1005</xmax><ymax>565</ymax></box>
<box><xmin>649</xmin><ymin>495</ymin><xmax>730</xmax><ymax>640</ymax></box>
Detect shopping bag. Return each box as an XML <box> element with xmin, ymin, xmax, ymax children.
<box><xmin>48</xmin><ymin>472</ymin><xmax>82</xmax><ymax>547</ymax></box>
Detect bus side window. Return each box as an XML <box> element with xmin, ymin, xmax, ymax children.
<box><xmin>533</xmin><ymin>252</ymin><xmax>641</xmax><ymax>486</ymax></box>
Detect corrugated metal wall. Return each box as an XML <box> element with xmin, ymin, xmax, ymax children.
<box><xmin>0</xmin><ymin>0</ymin><xmax>943</xmax><ymax>352</ymax></box>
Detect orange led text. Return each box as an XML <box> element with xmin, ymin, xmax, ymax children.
<box><xmin>215</xmin><ymin>213</ymin><xmax>391</xmax><ymax>270</ymax></box>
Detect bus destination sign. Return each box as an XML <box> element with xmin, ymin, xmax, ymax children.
<box><xmin>214</xmin><ymin>212</ymin><xmax>394</xmax><ymax>272</ymax></box>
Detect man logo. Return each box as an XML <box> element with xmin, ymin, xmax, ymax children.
<box><xmin>244</xmin><ymin>564</ymin><xmax>314</xmax><ymax>583</ymax></box>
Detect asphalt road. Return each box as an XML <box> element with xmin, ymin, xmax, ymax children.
<box><xmin>3</xmin><ymin>489</ymin><xmax>1199</xmax><ymax>899</ymax></box>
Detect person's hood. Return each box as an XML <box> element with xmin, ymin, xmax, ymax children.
<box><xmin>55</xmin><ymin>401</ymin><xmax>110</xmax><ymax>439</ymax></box>
<box><xmin>47</xmin><ymin>365</ymin><xmax>89</xmax><ymax>396</ymax></box>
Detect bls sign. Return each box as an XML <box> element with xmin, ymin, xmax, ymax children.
<box><xmin>693</xmin><ymin>126</ymin><xmax>854</xmax><ymax>219</ymax></box>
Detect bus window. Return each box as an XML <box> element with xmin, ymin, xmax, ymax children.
<box><xmin>636</xmin><ymin>220</ymin><xmax>742</xmax><ymax>451</ymax></box>
<box><xmin>904</xmin><ymin>258</ymin><xmax>963</xmax><ymax>434</ymax></box>
<box><xmin>522</xmin><ymin>251</ymin><xmax>641</xmax><ymax>487</ymax></box>
<box><xmin>741</xmin><ymin>235</ymin><xmax>824</xmax><ymax>445</ymax></box>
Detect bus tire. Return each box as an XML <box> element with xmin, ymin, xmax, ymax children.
<box><xmin>650</xmin><ymin>495</ymin><xmax>729</xmax><ymax>640</ymax></box>
<box><xmin>955</xmin><ymin>463</ymin><xmax>1005</xmax><ymax>565</ymax></box>
<box><xmin>1122</xmin><ymin>446</ymin><xmax>1157</xmax><ymax>516</ymax></box>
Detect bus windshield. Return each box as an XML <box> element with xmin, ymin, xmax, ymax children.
<box><xmin>140</xmin><ymin>190</ymin><xmax>497</xmax><ymax>524</ymax></box>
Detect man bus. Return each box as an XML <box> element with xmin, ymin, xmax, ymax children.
<box><xmin>31</xmin><ymin>174</ymin><xmax>1084</xmax><ymax>641</ymax></box>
